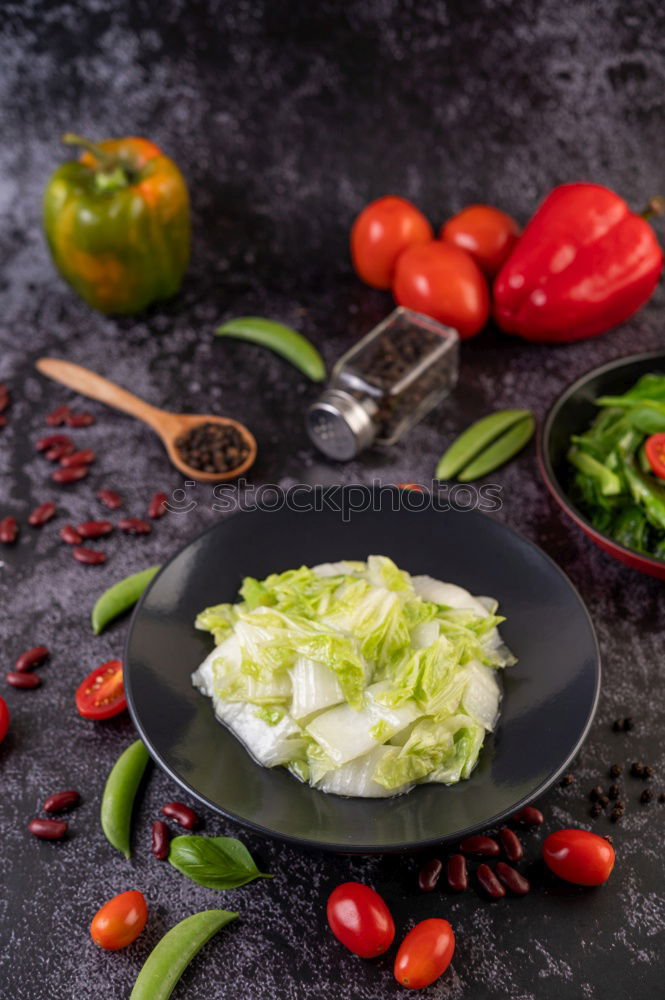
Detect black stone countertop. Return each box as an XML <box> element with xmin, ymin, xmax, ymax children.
<box><xmin>2</xmin><ymin>2</ymin><xmax>665</xmax><ymax>997</ymax></box>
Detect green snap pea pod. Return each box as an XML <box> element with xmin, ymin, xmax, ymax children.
<box><xmin>101</xmin><ymin>739</ymin><xmax>150</xmax><ymax>858</ymax></box>
<box><xmin>130</xmin><ymin>910</ymin><xmax>238</xmax><ymax>1000</ymax></box>
<box><xmin>436</xmin><ymin>409</ymin><xmax>532</xmax><ymax>480</ymax></box>
<box><xmin>215</xmin><ymin>316</ymin><xmax>326</xmax><ymax>382</ymax></box>
<box><xmin>458</xmin><ymin>414</ymin><xmax>536</xmax><ymax>480</ymax></box>
<box><xmin>91</xmin><ymin>565</ymin><xmax>161</xmax><ymax>634</ymax></box>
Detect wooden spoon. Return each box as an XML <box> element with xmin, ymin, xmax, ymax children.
<box><xmin>36</xmin><ymin>358</ymin><xmax>257</xmax><ymax>482</ymax></box>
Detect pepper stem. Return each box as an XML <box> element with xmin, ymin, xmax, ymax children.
<box><xmin>62</xmin><ymin>133</ymin><xmax>132</xmax><ymax>193</ymax></box>
<box><xmin>62</xmin><ymin>132</ymin><xmax>115</xmax><ymax>169</ymax></box>
<box><xmin>641</xmin><ymin>196</ymin><xmax>665</xmax><ymax>221</ymax></box>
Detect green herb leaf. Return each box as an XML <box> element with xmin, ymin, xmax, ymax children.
<box><xmin>168</xmin><ymin>835</ymin><xmax>272</xmax><ymax>889</ymax></box>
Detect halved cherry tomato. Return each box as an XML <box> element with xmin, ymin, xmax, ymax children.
<box><xmin>351</xmin><ymin>196</ymin><xmax>433</xmax><ymax>289</ymax></box>
<box><xmin>543</xmin><ymin>829</ymin><xmax>615</xmax><ymax>886</ymax></box>
<box><xmin>394</xmin><ymin>918</ymin><xmax>455</xmax><ymax>990</ymax></box>
<box><xmin>90</xmin><ymin>890</ymin><xmax>148</xmax><ymax>950</ymax></box>
<box><xmin>392</xmin><ymin>241</ymin><xmax>490</xmax><ymax>338</ymax></box>
<box><xmin>441</xmin><ymin>204</ymin><xmax>520</xmax><ymax>277</ymax></box>
<box><xmin>0</xmin><ymin>696</ymin><xmax>9</xmax><ymax>743</ymax></box>
<box><xmin>75</xmin><ymin>660</ymin><xmax>126</xmax><ymax>721</ymax></box>
<box><xmin>645</xmin><ymin>433</ymin><xmax>665</xmax><ymax>480</ymax></box>
<box><xmin>326</xmin><ymin>882</ymin><xmax>395</xmax><ymax>958</ymax></box>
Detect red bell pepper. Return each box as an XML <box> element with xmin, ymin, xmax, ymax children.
<box><xmin>493</xmin><ymin>183</ymin><xmax>663</xmax><ymax>343</ymax></box>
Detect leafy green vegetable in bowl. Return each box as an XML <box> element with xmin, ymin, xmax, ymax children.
<box><xmin>192</xmin><ymin>556</ymin><xmax>515</xmax><ymax>798</ymax></box>
<box><xmin>567</xmin><ymin>373</ymin><xmax>665</xmax><ymax>561</ymax></box>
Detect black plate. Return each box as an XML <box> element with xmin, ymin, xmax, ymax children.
<box><xmin>124</xmin><ymin>486</ymin><xmax>600</xmax><ymax>853</ymax></box>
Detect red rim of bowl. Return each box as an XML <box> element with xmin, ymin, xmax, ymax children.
<box><xmin>538</xmin><ymin>350</ymin><xmax>665</xmax><ymax>579</ymax></box>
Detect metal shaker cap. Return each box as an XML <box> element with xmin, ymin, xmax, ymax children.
<box><xmin>306</xmin><ymin>389</ymin><xmax>376</xmax><ymax>460</ymax></box>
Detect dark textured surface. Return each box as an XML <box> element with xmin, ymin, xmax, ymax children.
<box><xmin>1</xmin><ymin>2</ymin><xmax>665</xmax><ymax>998</ymax></box>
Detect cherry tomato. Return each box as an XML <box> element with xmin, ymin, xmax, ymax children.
<box><xmin>326</xmin><ymin>882</ymin><xmax>395</xmax><ymax>958</ymax></box>
<box><xmin>75</xmin><ymin>660</ymin><xmax>126</xmax><ymax>721</ymax></box>
<box><xmin>90</xmin><ymin>890</ymin><xmax>148</xmax><ymax>950</ymax></box>
<box><xmin>351</xmin><ymin>196</ymin><xmax>433</xmax><ymax>289</ymax></box>
<box><xmin>645</xmin><ymin>433</ymin><xmax>665</xmax><ymax>480</ymax></box>
<box><xmin>543</xmin><ymin>829</ymin><xmax>615</xmax><ymax>886</ymax></box>
<box><xmin>0</xmin><ymin>696</ymin><xmax>9</xmax><ymax>743</ymax></box>
<box><xmin>441</xmin><ymin>204</ymin><xmax>520</xmax><ymax>277</ymax></box>
<box><xmin>392</xmin><ymin>241</ymin><xmax>490</xmax><ymax>338</ymax></box>
<box><xmin>394</xmin><ymin>918</ymin><xmax>455</xmax><ymax>990</ymax></box>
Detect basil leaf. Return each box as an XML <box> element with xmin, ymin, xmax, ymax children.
<box><xmin>168</xmin><ymin>835</ymin><xmax>272</xmax><ymax>889</ymax></box>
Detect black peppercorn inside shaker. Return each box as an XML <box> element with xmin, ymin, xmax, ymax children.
<box><xmin>306</xmin><ymin>307</ymin><xmax>459</xmax><ymax>459</ymax></box>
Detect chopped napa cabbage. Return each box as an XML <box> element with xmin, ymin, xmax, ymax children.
<box><xmin>461</xmin><ymin>661</ymin><xmax>502</xmax><ymax>731</ymax></box>
<box><xmin>421</xmin><ymin>716</ymin><xmax>487</xmax><ymax>784</ymax></box>
<box><xmin>289</xmin><ymin>656</ymin><xmax>344</xmax><ymax>721</ymax></box>
<box><xmin>192</xmin><ymin>556</ymin><xmax>514</xmax><ymax>798</ymax></box>
<box><xmin>312</xmin><ymin>745</ymin><xmax>414</xmax><ymax>798</ymax></box>
<box><xmin>411</xmin><ymin>575</ymin><xmax>490</xmax><ymax>616</ymax></box>
<box><xmin>305</xmin><ymin>681</ymin><xmax>420</xmax><ymax>766</ymax></box>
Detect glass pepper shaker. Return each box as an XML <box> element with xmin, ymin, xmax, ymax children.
<box><xmin>306</xmin><ymin>307</ymin><xmax>459</xmax><ymax>460</ymax></box>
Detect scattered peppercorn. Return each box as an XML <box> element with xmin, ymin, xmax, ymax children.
<box><xmin>612</xmin><ymin>719</ymin><xmax>623</xmax><ymax>732</ymax></box>
<box><xmin>176</xmin><ymin>422</ymin><xmax>250</xmax><ymax>474</ymax></box>
<box><xmin>609</xmin><ymin>764</ymin><xmax>622</xmax><ymax>778</ymax></box>
<box><xmin>590</xmin><ymin>803</ymin><xmax>602</xmax><ymax>818</ymax></box>
<box><xmin>598</xmin><ymin>794</ymin><xmax>609</xmax><ymax>808</ymax></box>
<box><xmin>608</xmin><ymin>784</ymin><xmax>620</xmax><ymax>800</ymax></box>
<box><xmin>610</xmin><ymin>808</ymin><xmax>623</xmax><ymax>823</ymax></box>
<box><xmin>640</xmin><ymin>789</ymin><xmax>654</xmax><ymax>805</ymax></box>
<box><xmin>560</xmin><ymin>773</ymin><xmax>574</xmax><ymax>787</ymax></box>
<box><xmin>623</xmin><ymin>717</ymin><xmax>634</xmax><ymax>732</ymax></box>
<box><xmin>643</xmin><ymin>765</ymin><xmax>654</xmax><ymax>780</ymax></box>
<box><xmin>630</xmin><ymin>762</ymin><xmax>645</xmax><ymax>778</ymax></box>
<box><xmin>589</xmin><ymin>785</ymin><xmax>604</xmax><ymax>802</ymax></box>
<box><xmin>603</xmin><ymin>835</ymin><xmax>614</xmax><ymax>844</ymax></box>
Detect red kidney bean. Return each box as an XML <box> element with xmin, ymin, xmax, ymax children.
<box><xmin>98</xmin><ymin>488</ymin><xmax>123</xmax><ymax>510</ymax></box>
<box><xmin>477</xmin><ymin>863</ymin><xmax>506</xmax><ymax>899</ymax></box>
<box><xmin>6</xmin><ymin>672</ymin><xmax>41</xmax><ymax>689</ymax></box>
<box><xmin>72</xmin><ymin>546</ymin><xmax>106</xmax><ymax>565</ymax></box>
<box><xmin>499</xmin><ymin>827</ymin><xmax>524</xmax><ymax>862</ymax></box>
<box><xmin>148</xmin><ymin>492</ymin><xmax>168</xmax><ymax>519</ymax></box>
<box><xmin>0</xmin><ymin>391</ymin><xmax>10</xmax><ymax>413</ymax></box>
<box><xmin>162</xmin><ymin>801</ymin><xmax>198</xmax><ymax>830</ymax></box>
<box><xmin>28</xmin><ymin>502</ymin><xmax>57</xmax><ymax>527</ymax></box>
<box><xmin>46</xmin><ymin>404</ymin><xmax>71</xmax><ymax>426</ymax></box>
<box><xmin>512</xmin><ymin>806</ymin><xmax>544</xmax><ymax>826</ymax></box>
<box><xmin>495</xmin><ymin>862</ymin><xmax>530</xmax><ymax>896</ymax></box>
<box><xmin>59</xmin><ymin>524</ymin><xmax>82</xmax><ymax>545</ymax></box>
<box><xmin>15</xmin><ymin>645</ymin><xmax>49</xmax><ymax>673</ymax></box>
<box><xmin>460</xmin><ymin>835</ymin><xmax>500</xmax><ymax>856</ymax></box>
<box><xmin>43</xmin><ymin>790</ymin><xmax>80</xmax><ymax>813</ymax></box>
<box><xmin>60</xmin><ymin>449</ymin><xmax>96</xmax><ymax>468</ymax></box>
<box><xmin>0</xmin><ymin>516</ymin><xmax>19</xmax><ymax>544</ymax></box>
<box><xmin>65</xmin><ymin>412</ymin><xmax>95</xmax><ymax>427</ymax></box>
<box><xmin>418</xmin><ymin>857</ymin><xmax>442</xmax><ymax>891</ymax></box>
<box><xmin>36</xmin><ymin>433</ymin><xmax>72</xmax><ymax>452</ymax></box>
<box><xmin>119</xmin><ymin>517</ymin><xmax>152</xmax><ymax>535</ymax></box>
<box><xmin>446</xmin><ymin>854</ymin><xmax>468</xmax><ymax>892</ymax></box>
<box><xmin>45</xmin><ymin>442</ymin><xmax>75</xmax><ymax>461</ymax></box>
<box><xmin>52</xmin><ymin>466</ymin><xmax>89</xmax><ymax>484</ymax></box>
<box><xmin>76</xmin><ymin>520</ymin><xmax>113</xmax><ymax>539</ymax></box>
<box><xmin>28</xmin><ymin>819</ymin><xmax>68</xmax><ymax>840</ymax></box>
<box><xmin>151</xmin><ymin>820</ymin><xmax>170</xmax><ymax>860</ymax></box>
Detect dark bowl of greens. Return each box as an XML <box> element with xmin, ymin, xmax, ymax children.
<box><xmin>540</xmin><ymin>351</ymin><xmax>665</xmax><ymax>580</ymax></box>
